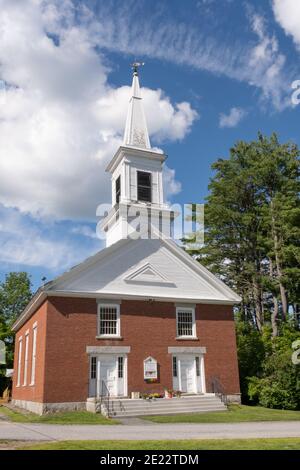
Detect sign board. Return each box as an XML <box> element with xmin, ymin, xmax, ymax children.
<box><xmin>144</xmin><ymin>356</ymin><xmax>157</xmax><ymax>380</ymax></box>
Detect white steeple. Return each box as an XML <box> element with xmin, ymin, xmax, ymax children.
<box><xmin>101</xmin><ymin>64</ymin><xmax>174</xmax><ymax>247</ymax></box>
<box><xmin>123</xmin><ymin>63</ymin><xmax>151</xmax><ymax>149</ymax></box>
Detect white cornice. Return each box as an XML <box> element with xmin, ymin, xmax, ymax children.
<box><xmin>106</xmin><ymin>146</ymin><xmax>166</xmax><ymax>173</ymax></box>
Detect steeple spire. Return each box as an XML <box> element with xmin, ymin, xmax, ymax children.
<box><xmin>123</xmin><ymin>63</ymin><xmax>151</xmax><ymax>149</ymax></box>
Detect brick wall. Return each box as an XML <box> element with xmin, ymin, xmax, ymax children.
<box><xmin>12</xmin><ymin>297</ymin><xmax>240</xmax><ymax>404</ymax></box>
<box><xmin>12</xmin><ymin>301</ymin><xmax>47</xmax><ymax>403</ymax></box>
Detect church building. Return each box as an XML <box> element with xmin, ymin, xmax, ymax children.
<box><xmin>11</xmin><ymin>66</ymin><xmax>241</xmax><ymax>415</ymax></box>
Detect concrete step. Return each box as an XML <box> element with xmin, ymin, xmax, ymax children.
<box><xmin>110</xmin><ymin>406</ymin><xmax>227</xmax><ymax>418</ymax></box>
<box><xmin>109</xmin><ymin>401</ymin><xmax>225</xmax><ymax>411</ymax></box>
<box><xmin>87</xmin><ymin>394</ymin><xmax>227</xmax><ymax>418</ymax></box>
<box><xmin>110</xmin><ymin>401</ymin><xmax>224</xmax><ymax>410</ymax></box>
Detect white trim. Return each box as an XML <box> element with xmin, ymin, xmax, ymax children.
<box><xmin>47</xmin><ymin>291</ymin><xmax>237</xmax><ymax>305</ymax></box>
<box><xmin>23</xmin><ymin>333</ymin><xmax>30</xmax><ymax>386</ymax></box>
<box><xmin>30</xmin><ymin>324</ymin><xmax>38</xmax><ymax>386</ymax></box>
<box><xmin>96</xmin><ymin>299</ymin><xmax>122</xmax><ymax>305</ymax></box>
<box><xmin>124</xmin><ymin>355</ymin><xmax>128</xmax><ymax>397</ymax></box>
<box><xmin>16</xmin><ymin>337</ymin><xmax>23</xmax><ymax>387</ymax></box>
<box><xmin>176</xmin><ymin>306</ymin><xmax>196</xmax><ymax>339</ymax></box>
<box><xmin>12</xmin><ymin>290</ymin><xmax>46</xmax><ymax>332</ymax></box>
<box><xmin>12</xmin><ymin>223</ymin><xmax>241</xmax><ymax>332</ymax></box>
<box><xmin>200</xmin><ymin>354</ymin><xmax>206</xmax><ymax>393</ymax></box>
<box><xmin>168</xmin><ymin>347</ymin><xmax>207</xmax><ymax>354</ymax></box>
<box><xmin>87</xmin><ymin>346</ymin><xmax>131</xmax><ymax>354</ymax></box>
<box><xmin>106</xmin><ymin>146</ymin><xmax>166</xmax><ymax>174</ymax></box>
<box><xmin>97</xmin><ymin>303</ymin><xmax>120</xmax><ymax>338</ymax></box>
<box><xmin>94</xmin><ymin>353</ymin><xmax>128</xmax><ymax>398</ymax></box>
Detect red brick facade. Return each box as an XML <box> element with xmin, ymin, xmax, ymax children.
<box><xmin>12</xmin><ymin>297</ymin><xmax>240</xmax><ymax>404</ymax></box>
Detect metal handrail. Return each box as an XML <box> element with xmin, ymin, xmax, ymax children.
<box><xmin>211</xmin><ymin>376</ymin><xmax>228</xmax><ymax>405</ymax></box>
<box><xmin>100</xmin><ymin>380</ymin><xmax>111</xmax><ymax>417</ymax></box>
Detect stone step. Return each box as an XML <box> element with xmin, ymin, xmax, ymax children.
<box><xmin>109</xmin><ymin>401</ymin><xmax>225</xmax><ymax>411</ymax></box>
<box><xmin>87</xmin><ymin>394</ymin><xmax>227</xmax><ymax>417</ymax></box>
<box><xmin>108</xmin><ymin>397</ymin><xmax>223</xmax><ymax>406</ymax></box>
<box><xmin>110</xmin><ymin>400</ymin><xmax>226</xmax><ymax>408</ymax></box>
<box><xmin>110</xmin><ymin>406</ymin><xmax>227</xmax><ymax>418</ymax></box>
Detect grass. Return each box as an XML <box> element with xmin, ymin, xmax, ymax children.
<box><xmin>142</xmin><ymin>404</ymin><xmax>300</xmax><ymax>423</ymax></box>
<box><xmin>0</xmin><ymin>405</ymin><xmax>119</xmax><ymax>425</ymax></box>
<box><xmin>18</xmin><ymin>438</ymin><xmax>300</xmax><ymax>450</ymax></box>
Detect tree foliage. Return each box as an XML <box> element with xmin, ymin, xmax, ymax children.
<box><xmin>184</xmin><ymin>133</ymin><xmax>300</xmax><ymax>408</ymax></box>
<box><xmin>0</xmin><ymin>272</ymin><xmax>32</xmax><ymax>390</ymax></box>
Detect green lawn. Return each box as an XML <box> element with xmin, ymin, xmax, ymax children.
<box><xmin>142</xmin><ymin>404</ymin><xmax>300</xmax><ymax>423</ymax></box>
<box><xmin>0</xmin><ymin>405</ymin><xmax>119</xmax><ymax>425</ymax></box>
<box><xmin>19</xmin><ymin>438</ymin><xmax>300</xmax><ymax>450</ymax></box>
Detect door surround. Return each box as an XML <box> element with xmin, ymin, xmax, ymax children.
<box><xmin>168</xmin><ymin>347</ymin><xmax>206</xmax><ymax>394</ymax></box>
<box><xmin>87</xmin><ymin>346</ymin><xmax>129</xmax><ymax>398</ymax></box>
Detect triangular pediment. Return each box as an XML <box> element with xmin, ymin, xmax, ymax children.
<box><xmin>46</xmin><ymin>236</ymin><xmax>241</xmax><ymax>304</ymax></box>
<box><xmin>124</xmin><ymin>263</ymin><xmax>173</xmax><ymax>285</ymax></box>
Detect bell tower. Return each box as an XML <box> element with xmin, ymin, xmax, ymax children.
<box><xmin>101</xmin><ymin>64</ymin><xmax>174</xmax><ymax>246</ymax></box>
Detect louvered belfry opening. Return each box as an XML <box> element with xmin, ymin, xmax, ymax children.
<box><xmin>137</xmin><ymin>170</ymin><xmax>151</xmax><ymax>202</ymax></box>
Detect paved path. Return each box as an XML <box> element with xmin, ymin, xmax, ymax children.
<box><xmin>0</xmin><ymin>420</ymin><xmax>300</xmax><ymax>441</ymax></box>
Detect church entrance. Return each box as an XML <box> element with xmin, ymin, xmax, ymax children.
<box><xmin>172</xmin><ymin>354</ymin><xmax>204</xmax><ymax>394</ymax></box>
<box><xmin>88</xmin><ymin>354</ymin><xmax>127</xmax><ymax>398</ymax></box>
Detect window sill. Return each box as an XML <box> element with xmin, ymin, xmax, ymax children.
<box><xmin>175</xmin><ymin>336</ymin><xmax>199</xmax><ymax>341</ymax></box>
<box><xmin>96</xmin><ymin>335</ymin><xmax>123</xmax><ymax>340</ymax></box>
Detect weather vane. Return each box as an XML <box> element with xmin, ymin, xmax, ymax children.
<box><xmin>131</xmin><ymin>61</ymin><xmax>145</xmax><ymax>75</ymax></box>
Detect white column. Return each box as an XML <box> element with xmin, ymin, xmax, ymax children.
<box><xmin>96</xmin><ymin>357</ymin><xmax>101</xmax><ymax>398</ymax></box>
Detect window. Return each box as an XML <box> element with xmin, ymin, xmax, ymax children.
<box><xmin>195</xmin><ymin>356</ymin><xmax>201</xmax><ymax>377</ymax></box>
<box><xmin>90</xmin><ymin>357</ymin><xmax>96</xmax><ymax>379</ymax></box>
<box><xmin>30</xmin><ymin>325</ymin><xmax>37</xmax><ymax>386</ymax></box>
<box><xmin>118</xmin><ymin>357</ymin><xmax>124</xmax><ymax>378</ymax></box>
<box><xmin>23</xmin><ymin>332</ymin><xmax>29</xmax><ymax>386</ymax></box>
<box><xmin>17</xmin><ymin>338</ymin><xmax>22</xmax><ymax>387</ymax></box>
<box><xmin>115</xmin><ymin>176</ymin><xmax>121</xmax><ymax>204</ymax></box>
<box><xmin>137</xmin><ymin>171</ymin><xmax>151</xmax><ymax>202</ymax></box>
<box><xmin>176</xmin><ymin>307</ymin><xmax>196</xmax><ymax>338</ymax></box>
<box><xmin>172</xmin><ymin>356</ymin><xmax>177</xmax><ymax>377</ymax></box>
<box><xmin>98</xmin><ymin>304</ymin><xmax>120</xmax><ymax>337</ymax></box>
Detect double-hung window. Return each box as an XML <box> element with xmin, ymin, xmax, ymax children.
<box><xmin>97</xmin><ymin>304</ymin><xmax>120</xmax><ymax>338</ymax></box>
<box><xmin>23</xmin><ymin>331</ymin><xmax>29</xmax><ymax>386</ymax></box>
<box><xmin>16</xmin><ymin>337</ymin><xmax>23</xmax><ymax>387</ymax></box>
<box><xmin>30</xmin><ymin>323</ymin><xmax>37</xmax><ymax>386</ymax></box>
<box><xmin>176</xmin><ymin>307</ymin><xmax>196</xmax><ymax>338</ymax></box>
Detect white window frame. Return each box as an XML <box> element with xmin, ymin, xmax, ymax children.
<box><xmin>97</xmin><ymin>303</ymin><xmax>121</xmax><ymax>338</ymax></box>
<box><xmin>23</xmin><ymin>331</ymin><xmax>29</xmax><ymax>386</ymax></box>
<box><xmin>30</xmin><ymin>323</ymin><xmax>38</xmax><ymax>386</ymax></box>
<box><xmin>176</xmin><ymin>307</ymin><xmax>196</xmax><ymax>339</ymax></box>
<box><xmin>16</xmin><ymin>337</ymin><xmax>23</xmax><ymax>387</ymax></box>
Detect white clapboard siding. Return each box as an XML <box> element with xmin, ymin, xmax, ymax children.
<box><xmin>49</xmin><ymin>237</ymin><xmax>240</xmax><ymax>303</ymax></box>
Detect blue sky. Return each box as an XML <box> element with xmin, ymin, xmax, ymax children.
<box><xmin>0</xmin><ymin>0</ymin><xmax>300</xmax><ymax>291</ymax></box>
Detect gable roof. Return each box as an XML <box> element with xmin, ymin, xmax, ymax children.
<box><xmin>12</xmin><ymin>235</ymin><xmax>241</xmax><ymax>331</ymax></box>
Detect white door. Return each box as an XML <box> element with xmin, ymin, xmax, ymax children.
<box><xmin>180</xmin><ymin>356</ymin><xmax>196</xmax><ymax>393</ymax></box>
<box><xmin>98</xmin><ymin>357</ymin><xmax>117</xmax><ymax>397</ymax></box>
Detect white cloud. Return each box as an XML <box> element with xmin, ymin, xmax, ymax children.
<box><xmin>85</xmin><ymin>1</ymin><xmax>293</xmax><ymax>110</ymax></box>
<box><xmin>71</xmin><ymin>225</ymin><xmax>98</xmax><ymax>239</ymax></box>
<box><xmin>219</xmin><ymin>107</ymin><xmax>247</xmax><ymax>128</ymax></box>
<box><xmin>273</xmin><ymin>0</ymin><xmax>300</xmax><ymax>48</ymax></box>
<box><xmin>0</xmin><ymin>206</ymin><xmax>100</xmax><ymax>269</ymax></box>
<box><xmin>0</xmin><ymin>0</ymin><xmax>196</xmax><ymax>221</ymax></box>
